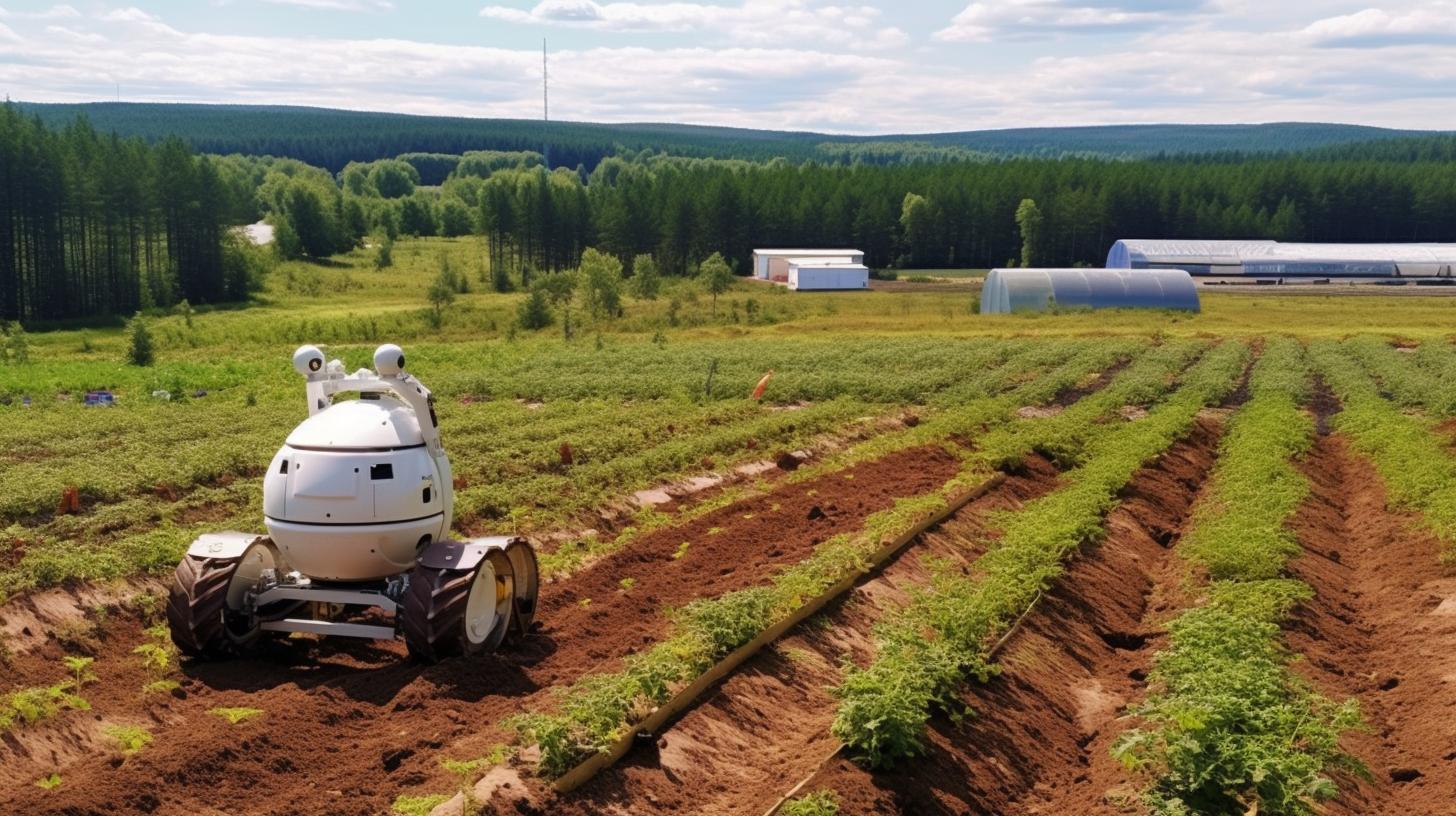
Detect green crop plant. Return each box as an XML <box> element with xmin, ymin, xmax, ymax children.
<box><xmin>61</xmin><ymin>655</ymin><xmax>96</xmax><ymax>689</ymax></box>
<box><xmin>510</xmin><ymin>344</ymin><xmax>1246</xmax><ymax>780</ymax></box>
<box><xmin>208</xmin><ymin>707</ymin><xmax>264</xmax><ymax>725</ymax></box>
<box><xmin>781</xmin><ymin>789</ymin><xmax>840</xmax><ymax>816</ymax></box>
<box><xmin>831</xmin><ymin>341</ymin><xmax>1249</xmax><ymax>767</ymax></box>
<box><xmin>440</xmin><ymin>756</ymin><xmax>491</xmax><ymax>809</ymax></box>
<box><xmin>1114</xmin><ymin>339</ymin><xmax>1364</xmax><ymax>816</ymax></box>
<box><xmin>975</xmin><ymin>338</ymin><xmax>1208</xmax><ymax>469</ymax></box>
<box><xmin>1113</xmin><ymin>582</ymin><xmax>1364</xmax><ymax>816</ymax></box>
<box><xmin>1</xmin><ymin>682</ymin><xmax>90</xmax><ymax>732</ymax></box>
<box><xmin>390</xmin><ymin>793</ymin><xmax>449</xmax><ymax>816</ymax></box>
<box><xmin>143</xmin><ymin>679</ymin><xmax>181</xmax><ymax>696</ymax></box>
<box><xmin>102</xmin><ymin>723</ymin><xmax>153</xmax><ymax>755</ymax></box>
<box><xmin>1344</xmin><ymin>335</ymin><xmax>1456</xmax><ymax>417</ymax></box>
<box><xmin>34</xmin><ymin>773</ymin><xmax>62</xmax><ymax>790</ymax></box>
<box><xmin>1180</xmin><ymin>337</ymin><xmax>1312</xmax><ymax>580</ymax></box>
<box><xmin>133</xmin><ymin>624</ymin><xmax>178</xmax><ymax>681</ymax></box>
<box><xmin>1311</xmin><ymin>339</ymin><xmax>1456</xmax><ymax>561</ymax></box>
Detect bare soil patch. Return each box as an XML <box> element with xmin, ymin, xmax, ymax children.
<box><xmin>1285</xmin><ymin>434</ymin><xmax>1456</xmax><ymax>816</ymax></box>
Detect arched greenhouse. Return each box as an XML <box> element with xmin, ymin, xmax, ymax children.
<box><xmin>980</xmin><ymin>268</ymin><xmax>1200</xmax><ymax>314</ymax></box>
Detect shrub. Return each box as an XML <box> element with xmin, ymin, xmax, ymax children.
<box><xmin>517</xmin><ymin>288</ymin><xmax>553</xmax><ymax>330</ymax></box>
<box><xmin>126</xmin><ymin>312</ymin><xmax>154</xmax><ymax>366</ymax></box>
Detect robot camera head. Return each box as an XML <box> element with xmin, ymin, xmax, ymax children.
<box><xmin>292</xmin><ymin>345</ymin><xmax>326</xmax><ymax>376</ymax></box>
<box><xmin>374</xmin><ymin>344</ymin><xmax>406</xmax><ymax>377</ymax></box>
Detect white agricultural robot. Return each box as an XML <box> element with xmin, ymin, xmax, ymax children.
<box><xmin>166</xmin><ymin>344</ymin><xmax>539</xmax><ymax>662</ymax></box>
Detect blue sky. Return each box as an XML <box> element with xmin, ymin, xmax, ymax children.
<box><xmin>0</xmin><ymin>1</ymin><xmax>1452</xmax><ymax>133</ymax></box>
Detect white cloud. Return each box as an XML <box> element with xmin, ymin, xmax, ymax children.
<box><xmin>936</xmin><ymin>0</ymin><xmax>1205</xmax><ymax>42</ymax></box>
<box><xmin>0</xmin><ymin>4</ymin><xmax>80</xmax><ymax>19</ymax></box>
<box><xmin>45</xmin><ymin>24</ymin><xmax>105</xmax><ymax>43</ymax></box>
<box><xmin>1</xmin><ymin>3</ymin><xmax>1454</xmax><ymax>132</ymax></box>
<box><xmin>262</xmin><ymin>0</ymin><xmax>395</xmax><ymax>11</ymax></box>
<box><xmin>99</xmin><ymin>7</ymin><xmax>160</xmax><ymax>23</ymax></box>
<box><xmin>481</xmin><ymin>0</ymin><xmax>910</xmax><ymax>49</ymax></box>
<box><xmin>1303</xmin><ymin>4</ymin><xmax>1456</xmax><ymax>47</ymax></box>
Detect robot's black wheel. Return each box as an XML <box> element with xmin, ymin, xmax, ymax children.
<box><xmin>166</xmin><ymin>554</ymin><xmax>246</xmax><ymax>658</ymax></box>
<box><xmin>402</xmin><ymin>552</ymin><xmax>515</xmax><ymax>663</ymax></box>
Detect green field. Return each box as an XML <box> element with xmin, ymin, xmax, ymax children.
<box><xmin>3</xmin><ymin>237</ymin><xmax>1456</xmax><ymax>600</ymax></box>
<box><xmin>8</xmin><ymin>236</ymin><xmax>1456</xmax><ymax>816</ymax></box>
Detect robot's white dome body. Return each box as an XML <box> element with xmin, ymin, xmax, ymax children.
<box><xmin>261</xmin><ymin>352</ymin><xmax>453</xmax><ymax>582</ymax></box>
<box><xmin>167</xmin><ymin>343</ymin><xmax>539</xmax><ymax>664</ymax></box>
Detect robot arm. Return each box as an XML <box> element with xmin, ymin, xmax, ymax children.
<box><xmin>291</xmin><ymin>344</ymin><xmax>444</xmax><ymax>455</ymax></box>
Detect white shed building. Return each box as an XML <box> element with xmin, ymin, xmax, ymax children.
<box><xmin>753</xmin><ymin>249</ymin><xmax>865</xmax><ymax>283</ymax></box>
<box><xmin>786</xmin><ymin>261</ymin><xmax>870</xmax><ymax>291</ymax></box>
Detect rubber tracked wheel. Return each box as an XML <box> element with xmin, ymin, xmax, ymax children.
<box><xmin>167</xmin><ymin>542</ymin><xmax>274</xmax><ymax>658</ymax></box>
<box><xmin>504</xmin><ymin>539</ymin><xmax>539</xmax><ymax>644</ymax></box>
<box><xmin>402</xmin><ymin>551</ymin><xmax>515</xmax><ymax>663</ymax></box>
<box><xmin>166</xmin><ymin>555</ymin><xmax>243</xmax><ymax>657</ymax></box>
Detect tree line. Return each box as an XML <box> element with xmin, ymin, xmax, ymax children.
<box><xmin>259</xmin><ymin>147</ymin><xmax>1456</xmax><ymax>278</ymax></box>
<box><xmin>13</xmin><ymin>101</ymin><xmax>1456</xmax><ymax>325</ymax></box>
<box><xmin>0</xmin><ymin>106</ymin><xmax>257</xmax><ymax>322</ymax></box>
<box><xmin>20</xmin><ymin>104</ymin><xmax>1429</xmax><ymax>174</ymax></box>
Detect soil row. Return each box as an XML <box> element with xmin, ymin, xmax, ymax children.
<box><xmin>512</xmin><ymin>416</ymin><xmax>1220</xmax><ymax>815</ymax></box>
<box><xmin>581</xmin><ymin>411</ymin><xmax>1456</xmax><ymax>816</ymax></box>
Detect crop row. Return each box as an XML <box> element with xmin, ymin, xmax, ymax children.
<box><xmin>529</xmin><ymin>339</ymin><xmax>1123</xmax><ymax>580</ymax></box>
<box><xmin>791</xmin><ymin>337</ymin><xmax>1148</xmax><ymax>476</ymax></box>
<box><xmin>1342</xmin><ymin>336</ymin><xmax>1456</xmax><ymax>417</ymax></box>
<box><xmin>499</xmin><ymin>340</ymin><xmax>1215</xmax><ymax>787</ymax></box>
<box><xmin>974</xmin><ymin>338</ymin><xmax>1208</xmax><ymax>468</ymax></box>
<box><xmin>829</xmin><ymin>340</ymin><xmax>1248</xmax><ymax>767</ymax></box>
<box><xmin>1114</xmin><ymin>337</ymin><xmax>1364</xmax><ymax>816</ymax></box>
<box><xmin>1311</xmin><ymin>339</ymin><xmax>1456</xmax><ymax>561</ymax></box>
<box><xmin>3</xmin><ymin>337</ymin><xmax>1091</xmax><ymax>599</ymax></box>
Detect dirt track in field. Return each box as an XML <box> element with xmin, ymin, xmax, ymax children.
<box><xmin>1285</xmin><ymin>433</ymin><xmax>1456</xmax><ymax>815</ymax></box>
<box><xmin>0</xmin><ymin>444</ymin><xmax>961</xmax><ymax>816</ymax></box>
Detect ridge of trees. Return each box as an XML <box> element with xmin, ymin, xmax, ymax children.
<box><xmin>0</xmin><ymin>105</ymin><xmax>257</xmax><ymax>322</ymax></box>
<box><xmin>16</xmin><ymin>103</ymin><xmax>1437</xmax><ymax>173</ymax></box>
<box><xmin>263</xmin><ymin>147</ymin><xmax>1456</xmax><ymax>280</ymax></box>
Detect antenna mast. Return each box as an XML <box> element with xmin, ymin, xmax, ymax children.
<box><xmin>542</xmin><ymin>38</ymin><xmax>550</xmax><ymax>167</ymax></box>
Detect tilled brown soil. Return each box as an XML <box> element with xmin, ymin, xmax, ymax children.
<box><xmin>1285</xmin><ymin>434</ymin><xmax>1456</xmax><ymax>816</ymax></box>
<box><xmin>0</xmin><ymin>444</ymin><xmax>961</xmax><ymax>816</ymax></box>
<box><xmin>511</xmin><ymin>456</ymin><xmax>1064</xmax><ymax>816</ymax></box>
<box><xmin>788</xmin><ymin>416</ymin><xmax>1222</xmax><ymax>815</ymax></box>
<box><xmin>507</xmin><ymin>417</ymin><xmax>1220</xmax><ymax>816</ymax></box>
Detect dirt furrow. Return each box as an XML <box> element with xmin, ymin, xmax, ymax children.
<box><xmin>787</xmin><ymin>416</ymin><xmax>1220</xmax><ymax>815</ymax></box>
<box><xmin>1284</xmin><ymin>433</ymin><xmax>1456</xmax><ymax>816</ymax></box>
<box><xmin>511</xmin><ymin>416</ymin><xmax>1220</xmax><ymax>816</ymax></box>
<box><xmin>0</xmin><ymin>444</ymin><xmax>961</xmax><ymax>816</ymax></box>
<box><xmin>503</xmin><ymin>455</ymin><xmax>1063</xmax><ymax>816</ymax></box>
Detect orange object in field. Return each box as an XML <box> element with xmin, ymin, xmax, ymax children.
<box><xmin>751</xmin><ymin>370</ymin><xmax>774</xmax><ymax>401</ymax></box>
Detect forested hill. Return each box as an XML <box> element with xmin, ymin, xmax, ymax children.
<box><xmin>15</xmin><ymin>102</ymin><xmax>1438</xmax><ymax>172</ymax></box>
